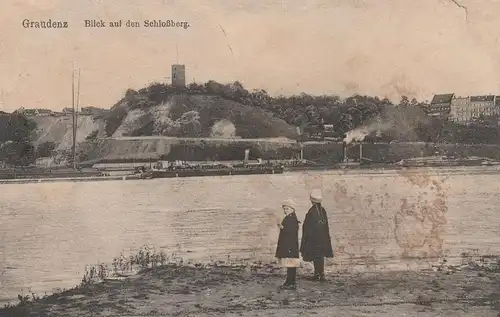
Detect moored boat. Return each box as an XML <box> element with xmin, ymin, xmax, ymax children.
<box><xmin>395</xmin><ymin>156</ymin><xmax>500</xmax><ymax>167</ymax></box>
<box><xmin>151</xmin><ymin>165</ymin><xmax>284</xmax><ymax>178</ymax></box>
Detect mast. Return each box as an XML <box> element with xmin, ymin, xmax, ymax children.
<box><xmin>71</xmin><ymin>66</ymin><xmax>76</xmax><ymax>169</ymax></box>
<box><xmin>73</xmin><ymin>68</ymin><xmax>81</xmax><ymax>170</ymax></box>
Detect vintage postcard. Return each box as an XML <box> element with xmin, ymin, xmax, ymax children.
<box><xmin>1</xmin><ymin>0</ymin><xmax>500</xmax><ymax>316</ymax></box>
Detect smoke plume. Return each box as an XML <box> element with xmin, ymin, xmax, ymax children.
<box><xmin>344</xmin><ymin>122</ymin><xmax>390</xmax><ymax>144</ymax></box>
<box><xmin>343</xmin><ymin>105</ymin><xmax>430</xmax><ymax>144</ymax></box>
<box><xmin>210</xmin><ymin>119</ymin><xmax>237</xmax><ymax>138</ymax></box>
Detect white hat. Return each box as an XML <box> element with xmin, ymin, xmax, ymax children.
<box><xmin>282</xmin><ymin>199</ymin><xmax>297</xmax><ymax>211</ymax></box>
<box><xmin>310</xmin><ymin>189</ymin><xmax>322</xmax><ymax>203</ymax></box>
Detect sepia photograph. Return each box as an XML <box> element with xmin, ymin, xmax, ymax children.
<box><xmin>1</xmin><ymin>0</ymin><xmax>500</xmax><ymax>316</ymax></box>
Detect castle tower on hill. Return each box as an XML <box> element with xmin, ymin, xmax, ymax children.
<box><xmin>171</xmin><ymin>64</ymin><xmax>185</xmax><ymax>88</ymax></box>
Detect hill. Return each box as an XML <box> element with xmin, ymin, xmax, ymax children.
<box><xmin>105</xmin><ymin>93</ymin><xmax>298</xmax><ymax>139</ymax></box>
<box><xmin>29</xmin><ymin>82</ymin><xmax>299</xmax><ymax>155</ymax></box>
<box><xmin>9</xmin><ymin>80</ymin><xmax>500</xmax><ymax>166</ymax></box>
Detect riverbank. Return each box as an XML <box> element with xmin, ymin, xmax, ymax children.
<box><xmin>0</xmin><ymin>174</ymin><xmax>146</xmax><ymax>184</ymax></box>
<box><xmin>2</xmin><ymin>161</ymin><xmax>500</xmax><ymax>185</ymax></box>
<box><xmin>2</xmin><ymin>254</ymin><xmax>500</xmax><ymax>317</ymax></box>
<box><xmin>76</xmin><ymin>138</ymin><xmax>500</xmax><ymax>167</ymax></box>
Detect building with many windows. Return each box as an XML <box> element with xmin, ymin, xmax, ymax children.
<box><xmin>449</xmin><ymin>96</ymin><xmax>470</xmax><ymax>124</ymax></box>
<box><xmin>448</xmin><ymin>95</ymin><xmax>500</xmax><ymax>125</ymax></box>
<box><xmin>470</xmin><ymin>95</ymin><xmax>497</xmax><ymax>120</ymax></box>
<box><xmin>427</xmin><ymin>94</ymin><xmax>453</xmax><ymax>118</ymax></box>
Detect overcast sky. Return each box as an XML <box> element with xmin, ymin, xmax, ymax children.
<box><xmin>0</xmin><ymin>0</ymin><xmax>499</xmax><ymax>111</ymax></box>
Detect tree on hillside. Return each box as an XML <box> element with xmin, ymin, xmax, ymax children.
<box><xmin>100</xmin><ymin>79</ymin><xmax>500</xmax><ymax>144</ymax></box>
<box><xmin>0</xmin><ymin>113</ymin><xmax>37</xmax><ymax>166</ymax></box>
<box><xmin>130</xmin><ymin>122</ymin><xmax>155</xmax><ymax>137</ymax></box>
<box><xmin>0</xmin><ymin>113</ymin><xmax>36</xmax><ymax>143</ymax></box>
<box><xmin>400</xmin><ymin>96</ymin><xmax>410</xmax><ymax>107</ymax></box>
<box><xmin>85</xmin><ymin>130</ymin><xmax>99</xmax><ymax>141</ymax></box>
<box><xmin>125</xmin><ymin>89</ymin><xmax>138</xmax><ymax>100</ymax></box>
<box><xmin>147</xmin><ymin>82</ymin><xmax>170</xmax><ymax>105</ymax></box>
<box><xmin>104</xmin><ymin>106</ymin><xmax>128</xmax><ymax>137</ymax></box>
<box><xmin>187</xmin><ymin>82</ymin><xmax>204</xmax><ymax>91</ymax></box>
<box><xmin>205</xmin><ymin>80</ymin><xmax>225</xmax><ymax>95</ymax></box>
<box><xmin>177</xmin><ymin>111</ymin><xmax>201</xmax><ymax>137</ymax></box>
<box><xmin>35</xmin><ymin>141</ymin><xmax>56</xmax><ymax>158</ymax></box>
<box><xmin>0</xmin><ymin>142</ymin><xmax>35</xmax><ymax>166</ymax></box>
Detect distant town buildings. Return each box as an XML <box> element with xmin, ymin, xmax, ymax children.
<box><xmin>171</xmin><ymin>64</ymin><xmax>186</xmax><ymax>88</ymax></box>
<box><xmin>81</xmin><ymin>106</ymin><xmax>105</xmax><ymax>115</ymax></box>
<box><xmin>429</xmin><ymin>93</ymin><xmax>500</xmax><ymax>126</ymax></box>
<box><xmin>469</xmin><ymin>96</ymin><xmax>499</xmax><ymax>125</ymax></box>
<box><xmin>449</xmin><ymin>96</ymin><xmax>470</xmax><ymax>124</ymax></box>
<box><xmin>427</xmin><ymin>94</ymin><xmax>453</xmax><ymax>119</ymax></box>
<box><xmin>15</xmin><ymin>107</ymin><xmax>53</xmax><ymax>116</ymax></box>
<box><xmin>12</xmin><ymin>106</ymin><xmax>106</xmax><ymax>118</ymax></box>
<box><xmin>62</xmin><ymin>107</ymin><xmax>74</xmax><ymax>115</ymax></box>
<box><xmin>37</xmin><ymin>109</ymin><xmax>53</xmax><ymax>116</ymax></box>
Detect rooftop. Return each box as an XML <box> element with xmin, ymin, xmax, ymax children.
<box><xmin>431</xmin><ymin>94</ymin><xmax>454</xmax><ymax>104</ymax></box>
<box><xmin>470</xmin><ymin>95</ymin><xmax>495</xmax><ymax>102</ymax></box>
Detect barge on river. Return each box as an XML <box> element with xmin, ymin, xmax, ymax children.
<box><xmin>150</xmin><ymin>164</ymin><xmax>284</xmax><ymax>179</ymax></box>
<box><xmin>0</xmin><ymin>161</ymin><xmax>285</xmax><ymax>184</ymax></box>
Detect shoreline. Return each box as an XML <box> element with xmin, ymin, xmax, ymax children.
<box><xmin>1</xmin><ymin>163</ymin><xmax>500</xmax><ymax>184</ymax></box>
<box><xmin>2</xmin><ymin>255</ymin><xmax>499</xmax><ymax>317</ymax></box>
<box><xmin>0</xmin><ymin>174</ymin><xmax>146</xmax><ymax>184</ymax></box>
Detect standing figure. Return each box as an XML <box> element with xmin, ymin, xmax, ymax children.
<box><xmin>300</xmin><ymin>189</ymin><xmax>333</xmax><ymax>281</ymax></box>
<box><xmin>275</xmin><ymin>199</ymin><xmax>301</xmax><ymax>289</ymax></box>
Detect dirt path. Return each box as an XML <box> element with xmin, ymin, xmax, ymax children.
<box><xmin>2</xmin><ymin>263</ymin><xmax>500</xmax><ymax>316</ymax></box>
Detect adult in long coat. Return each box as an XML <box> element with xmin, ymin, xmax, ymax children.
<box><xmin>300</xmin><ymin>189</ymin><xmax>333</xmax><ymax>281</ymax></box>
<box><xmin>275</xmin><ymin>199</ymin><xmax>300</xmax><ymax>289</ymax></box>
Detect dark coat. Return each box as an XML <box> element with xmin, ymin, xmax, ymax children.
<box><xmin>275</xmin><ymin>212</ymin><xmax>300</xmax><ymax>259</ymax></box>
<box><xmin>300</xmin><ymin>204</ymin><xmax>334</xmax><ymax>261</ymax></box>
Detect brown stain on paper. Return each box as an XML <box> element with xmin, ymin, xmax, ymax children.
<box><xmin>394</xmin><ymin>169</ymin><xmax>448</xmax><ymax>259</ymax></box>
<box><xmin>326</xmin><ymin>169</ymin><xmax>448</xmax><ymax>269</ymax></box>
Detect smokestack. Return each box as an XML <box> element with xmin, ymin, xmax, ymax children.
<box><xmin>342</xmin><ymin>142</ymin><xmax>348</xmax><ymax>163</ymax></box>
<box><xmin>244</xmin><ymin>149</ymin><xmax>250</xmax><ymax>165</ymax></box>
<box><xmin>359</xmin><ymin>143</ymin><xmax>363</xmax><ymax>164</ymax></box>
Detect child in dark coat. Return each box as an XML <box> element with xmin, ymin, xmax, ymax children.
<box><xmin>275</xmin><ymin>199</ymin><xmax>300</xmax><ymax>289</ymax></box>
<box><xmin>300</xmin><ymin>189</ymin><xmax>333</xmax><ymax>282</ymax></box>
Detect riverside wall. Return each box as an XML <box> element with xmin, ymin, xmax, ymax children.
<box><xmin>349</xmin><ymin>143</ymin><xmax>500</xmax><ymax>163</ymax></box>
<box><xmin>84</xmin><ymin>138</ymin><xmax>500</xmax><ymax>165</ymax></box>
<box><xmin>82</xmin><ymin>137</ymin><xmax>299</xmax><ymax>164</ymax></box>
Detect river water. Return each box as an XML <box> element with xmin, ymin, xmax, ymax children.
<box><xmin>1</xmin><ymin>167</ymin><xmax>500</xmax><ymax>303</ymax></box>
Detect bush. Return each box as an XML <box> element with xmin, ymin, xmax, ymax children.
<box><xmin>35</xmin><ymin>141</ymin><xmax>56</xmax><ymax>158</ymax></box>
<box><xmin>85</xmin><ymin>130</ymin><xmax>99</xmax><ymax>141</ymax></box>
